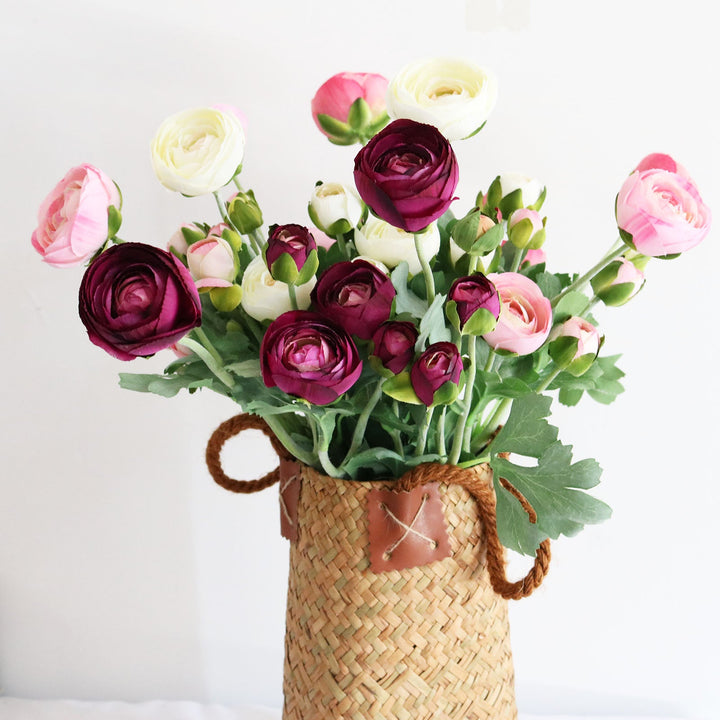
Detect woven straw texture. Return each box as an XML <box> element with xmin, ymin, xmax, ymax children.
<box><xmin>282</xmin><ymin>463</ymin><xmax>517</xmax><ymax>720</ymax></box>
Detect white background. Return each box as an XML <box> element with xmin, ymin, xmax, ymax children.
<box><xmin>1</xmin><ymin>0</ymin><xmax>718</xmax><ymax>717</ymax></box>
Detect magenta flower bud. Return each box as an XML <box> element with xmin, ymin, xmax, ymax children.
<box><xmin>447</xmin><ymin>274</ymin><xmax>500</xmax><ymax>335</ymax></box>
<box><xmin>371</xmin><ymin>321</ymin><xmax>419</xmax><ymax>374</ymax></box>
<box><xmin>265</xmin><ymin>224</ymin><xmax>318</xmax><ymax>285</ymax></box>
<box><xmin>410</xmin><ymin>342</ymin><xmax>463</xmax><ymax>407</ymax></box>
<box><xmin>311</xmin><ymin>259</ymin><xmax>396</xmax><ymax>340</ymax></box>
<box><xmin>260</xmin><ymin>311</ymin><xmax>362</xmax><ymax>406</ymax></box>
<box><xmin>353</xmin><ymin>119</ymin><xmax>459</xmax><ymax>233</ymax></box>
<box><xmin>79</xmin><ymin>243</ymin><xmax>202</xmax><ymax>361</ymax></box>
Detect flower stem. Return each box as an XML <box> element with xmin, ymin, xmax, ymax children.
<box><xmin>551</xmin><ymin>239</ymin><xmax>625</xmax><ymax>308</ymax></box>
<box><xmin>509</xmin><ymin>245</ymin><xmax>525</xmax><ymax>272</ymax></box>
<box><xmin>436</xmin><ymin>406</ymin><xmax>447</xmax><ymax>459</ymax></box>
<box><xmin>391</xmin><ymin>401</ymin><xmax>405</xmax><ymax>458</ymax></box>
<box><xmin>249</xmin><ymin>229</ymin><xmax>264</xmax><ymax>255</ymax></box>
<box><xmin>213</xmin><ymin>191</ymin><xmax>259</xmax><ymax>257</ymax></box>
<box><xmin>287</xmin><ymin>283</ymin><xmax>299</xmax><ymax>310</ymax></box>
<box><xmin>335</xmin><ymin>233</ymin><xmax>349</xmax><ymax>258</ymax></box>
<box><xmin>484</xmin><ymin>348</ymin><xmax>497</xmax><ymax>372</ymax></box>
<box><xmin>339</xmin><ymin>382</ymin><xmax>383</xmax><ymax>469</ymax></box>
<box><xmin>449</xmin><ymin>336</ymin><xmax>478</xmax><ymax>465</ymax></box>
<box><xmin>536</xmin><ymin>366</ymin><xmax>564</xmax><ymax>393</ymax></box>
<box><xmin>262</xmin><ymin>415</ymin><xmax>316</xmax><ymax>467</ymax></box>
<box><xmin>414</xmin><ymin>406</ymin><xmax>434</xmax><ymax>456</ymax></box>
<box><xmin>414</xmin><ymin>233</ymin><xmax>436</xmax><ymax>300</ymax></box>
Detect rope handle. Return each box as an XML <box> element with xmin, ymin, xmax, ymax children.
<box><xmin>205</xmin><ymin>413</ymin><xmax>551</xmax><ymax>599</ymax></box>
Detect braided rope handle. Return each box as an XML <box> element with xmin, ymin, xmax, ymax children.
<box><xmin>397</xmin><ymin>463</ymin><xmax>551</xmax><ymax>600</ymax></box>
<box><xmin>205</xmin><ymin>413</ymin><xmax>550</xmax><ymax>598</ymax></box>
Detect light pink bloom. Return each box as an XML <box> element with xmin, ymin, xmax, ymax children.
<box><xmin>524</xmin><ymin>247</ymin><xmax>546</xmax><ymax>266</ymax></box>
<box><xmin>32</xmin><ymin>164</ymin><xmax>120</xmax><ymax>267</ymax></box>
<box><xmin>614</xmin><ymin>257</ymin><xmax>645</xmax><ymax>289</ymax></box>
<box><xmin>550</xmin><ymin>317</ymin><xmax>601</xmax><ymax>359</ymax></box>
<box><xmin>483</xmin><ymin>272</ymin><xmax>552</xmax><ymax>355</ymax></box>
<box><xmin>187</xmin><ymin>235</ymin><xmax>236</xmax><ymax>288</ymax></box>
<box><xmin>616</xmin><ymin>159</ymin><xmax>711</xmax><ymax>257</ymax></box>
<box><xmin>508</xmin><ymin>208</ymin><xmax>543</xmax><ymax>234</ymax></box>
<box><xmin>311</xmin><ymin>72</ymin><xmax>388</xmax><ymax>136</ymax></box>
<box><xmin>634</xmin><ymin>152</ymin><xmax>689</xmax><ymax>179</ymax></box>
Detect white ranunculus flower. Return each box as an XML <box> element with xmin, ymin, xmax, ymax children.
<box><xmin>354</xmin><ymin>217</ymin><xmax>440</xmax><ymax>275</ymax></box>
<box><xmin>308</xmin><ymin>182</ymin><xmax>364</xmax><ymax>235</ymax></box>
<box><xmin>151</xmin><ymin>107</ymin><xmax>245</xmax><ymax>196</ymax></box>
<box><xmin>241</xmin><ymin>255</ymin><xmax>315</xmax><ymax>322</ymax></box>
<box><xmin>498</xmin><ymin>172</ymin><xmax>544</xmax><ymax>207</ymax></box>
<box><xmin>386</xmin><ymin>58</ymin><xmax>498</xmax><ymax>141</ymax></box>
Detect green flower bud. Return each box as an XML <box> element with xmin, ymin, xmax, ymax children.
<box><xmin>451</xmin><ymin>208</ymin><xmax>503</xmax><ymax>255</ymax></box>
<box><xmin>590</xmin><ymin>257</ymin><xmax>645</xmax><ymax>307</ymax></box>
<box><xmin>227</xmin><ymin>189</ymin><xmax>263</xmax><ymax>234</ymax></box>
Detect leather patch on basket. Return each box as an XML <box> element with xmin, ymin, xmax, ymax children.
<box><xmin>279</xmin><ymin>459</ymin><xmax>301</xmax><ymax>542</ymax></box>
<box><xmin>367</xmin><ymin>483</ymin><xmax>451</xmax><ymax>572</ymax></box>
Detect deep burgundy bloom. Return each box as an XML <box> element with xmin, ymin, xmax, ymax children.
<box><xmin>371</xmin><ymin>321</ymin><xmax>419</xmax><ymax>374</ymax></box>
<box><xmin>410</xmin><ymin>342</ymin><xmax>463</xmax><ymax>406</ymax></box>
<box><xmin>265</xmin><ymin>223</ymin><xmax>317</xmax><ymax>271</ymax></box>
<box><xmin>79</xmin><ymin>242</ymin><xmax>202</xmax><ymax>361</ymax></box>
<box><xmin>311</xmin><ymin>260</ymin><xmax>396</xmax><ymax>340</ymax></box>
<box><xmin>353</xmin><ymin>118</ymin><xmax>459</xmax><ymax>232</ymax></box>
<box><xmin>448</xmin><ymin>273</ymin><xmax>500</xmax><ymax>329</ymax></box>
<box><xmin>260</xmin><ymin>310</ymin><xmax>362</xmax><ymax>405</ymax></box>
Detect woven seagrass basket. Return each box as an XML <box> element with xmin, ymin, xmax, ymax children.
<box><xmin>206</xmin><ymin>414</ymin><xmax>551</xmax><ymax>720</ymax></box>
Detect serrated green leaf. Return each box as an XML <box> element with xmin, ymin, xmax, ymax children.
<box><xmin>558</xmin><ymin>387</ymin><xmax>583</xmax><ymax>406</ymax></box>
<box><xmin>391</xmin><ymin>262</ymin><xmax>428</xmax><ymax>319</ymax></box>
<box><xmin>492</xmin><ymin>394</ymin><xmax>557</xmax><ymax>457</ymax></box>
<box><xmin>225</xmin><ymin>359</ymin><xmax>262</xmax><ymax>377</ymax></box>
<box><xmin>416</xmin><ymin>294</ymin><xmax>450</xmax><ymax>350</ymax></box>
<box><xmin>118</xmin><ymin>373</ymin><xmax>214</xmax><ymax>398</ymax></box>
<box><xmin>553</xmin><ymin>290</ymin><xmax>590</xmax><ymax>322</ymax></box>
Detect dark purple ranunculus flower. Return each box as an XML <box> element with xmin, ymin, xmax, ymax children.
<box><xmin>311</xmin><ymin>259</ymin><xmax>396</xmax><ymax>340</ymax></box>
<box><xmin>371</xmin><ymin>320</ymin><xmax>419</xmax><ymax>374</ymax></box>
<box><xmin>353</xmin><ymin>118</ymin><xmax>459</xmax><ymax>233</ymax></box>
<box><xmin>265</xmin><ymin>223</ymin><xmax>318</xmax><ymax>285</ymax></box>
<box><xmin>410</xmin><ymin>342</ymin><xmax>463</xmax><ymax>407</ymax></box>
<box><xmin>79</xmin><ymin>242</ymin><xmax>202</xmax><ymax>361</ymax></box>
<box><xmin>260</xmin><ymin>310</ymin><xmax>362</xmax><ymax>405</ymax></box>
<box><xmin>447</xmin><ymin>273</ymin><xmax>500</xmax><ymax>335</ymax></box>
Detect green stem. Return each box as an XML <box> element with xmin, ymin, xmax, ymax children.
<box><xmin>288</xmin><ymin>284</ymin><xmax>299</xmax><ymax>311</ymax></box>
<box><xmin>551</xmin><ymin>239</ymin><xmax>625</xmax><ymax>308</ymax></box>
<box><xmin>414</xmin><ymin>233</ymin><xmax>436</xmax><ymax>301</ymax></box>
<box><xmin>194</xmin><ymin>327</ymin><xmax>224</xmax><ymax>366</ymax></box>
<box><xmin>414</xmin><ymin>407</ymin><xmax>434</xmax><ymax>456</ymax></box>
<box><xmin>509</xmin><ymin>244</ymin><xmax>525</xmax><ymax>272</ymax></box>
<box><xmin>262</xmin><ymin>415</ymin><xmax>316</xmax><ymax>467</ymax></box>
<box><xmin>335</xmin><ymin>233</ymin><xmax>349</xmax><ymax>258</ymax></box>
<box><xmin>391</xmin><ymin>401</ymin><xmax>405</xmax><ymax>458</ymax></box>
<box><xmin>249</xmin><ymin>229</ymin><xmax>264</xmax><ymax>255</ymax></box>
<box><xmin>449</xmin><ymin>336</ymin><xmax>478</xmax><ymax>465</ymax></box>
<box><xmin>339</xmin><ymin>383</ymin><xmax>383</xmax><ymax>469</ymax></box>
<box><xmin>484</xmin><ymin>348</ymin><xmax>497</xmax><ymax>373</ymax></box>
<box><xmin>579</xmin><ymin>295</ymin><xmax>600</xmax><ymax>317</ymax></box>
<box><xmin>536</xmin><ymin>366</ymin><xmax>564</xmax><ymax>393</ymax></box>
<box><xmin>436</xmin><ymin>406</ymin><xmax>447</xmax><ymax>459</ymax></box>
<box><xmin>213</xmin><ymin>191</ymin><xmax>258</xmax><ymax>257</ymax></box>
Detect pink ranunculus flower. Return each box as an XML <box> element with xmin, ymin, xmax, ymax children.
<box><xmin>371</xmin><ymin>320</ymin><xmax>419</xmax><ymax>375</ymax></box>
<box><xmin>311</xmin><ymin>72</ymin><xmax>388</xmax><ymax>140</ymax></box>
<box><xmin>260</xmin><ymin>311</ymin><xmax>362</xmax><ymax>405</ymax></box>
<box><xmin>549</xmin><ymin>316</ymin><xmax>602</xmax><ymax>376</ymax></box>
<box><xmin>187</xmin><ymin>234</ymin><xmax>237</xmax><ymax>288</ymax></box>
<box><xmin>483</xmin><ymin>272</ymin><xmax>552</xmax><ymax>355</ymax></box>
<box><xmin>32</xmin><ymin>164</ymin><xmax>121</xmax><ymax>268</ymax></box>
<box><xmin>634</xmin><ymin>152</ymin><xmax>689</xmax><ymax>178</ymax></box>
<box><xmin>616</xmin><ymin>157</ymin><xmax>711</xmax><ymax>257</ymax></box>
<box><xmin>523</xmin><ymin>247</ymin><xmax>546</xmax><ymax>267</ymax></box>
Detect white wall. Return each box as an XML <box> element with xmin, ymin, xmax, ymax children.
<box><xmin>2</xmin><ymin>0</ymin><xmax>718</xmax><ymax>717</ymax></box>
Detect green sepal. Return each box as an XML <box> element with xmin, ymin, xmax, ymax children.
<box><xmin>596</xmin><ymin>281</ymin><xmax>642</xmax><ymax>307</ymax></box>
<box><xmin>209</xmin><ymin>284</ymin><xmax>243</xmax><ymax>312</ymax></box>
<box><xmin>481</xmin><ymin>176</ymin><xmax>503</xmax><ymax>212</ymax></box>
<box><xmin>655</xmin><ymin>252</ymin><xmax>682</xmax><ymax>260</ymax></box>
<box><xmin>528</xmin><ymin>185</ymin><xmax>547</xmax><ymax>211</ymax></box>
<box><xmin>347</xmin><ymin>97</ymin><xmax>372</xmax><ymax>131</ymax></box>
<box><xmin>566</xmin><ymin>352</ymin><xmax>597</xmax><ymax>377</ymax></box>
<box><xmin>461</xmin><ymin>120</ymin><xmax>487</xmax><ymax>140</ymax></box>
<box><xmin>181</xmin><ymin>225</ymin><xmax>206</xmax><ymax>247</ymax></box>
<box><xmin>451</xmin><ymin>210</ymin><xmax>503</xmax><ymax>255</ymax></box>
<box><xmin>498</xmin><ymin>188</ymin><xmax>524</xmax><ymax>217</ymax></box>
<box><xmin>316</xmin><ymin>113</ymin><xmax>353</xmax><ymax>141</ymax></box>
<box><xmin>528</xmin><ymin>226</ymin><xmax>546</xmax><ymax>250</ymax></box>
<box><xmin>221</xmin><ymin>227</ymin><xmax>243</xmax><ymax>253</ymax></box>
<box><xmin>327</xmin><ymin>134</ymin><xmax>358</xmax><ymax>147</ymax></box>
<box><xmin>508</xmin><ymin>217</ymin><xmax>534</xmax><ymax>249</ymax></box>
<box><xmin>447</xmin><ymin>303</ymin><xmax>498</xmax><ymax>336</ymax></box>
<box><xmin>268</xmin><ymin>251</ymin><xmax>300</xmax><ymax>284</ymax></box>
<box><xmin>107</xmin><ymin>205</ymin><xmax>122</xmax><ymax>238</ymax></box>
<box><xmin>368</xmin><ymin>355</ymin><xmax>395</xmax><ymax>379</ymax></box>
<box><xmin>548</xmin><ymin>335</ymin><xmax>580</xmax><ymax>369</ymax></box>
<box><xmin>618</xmin><ymin>226</ymin><xmax>636</xmax><ymax>250</ymax></box>
<box><xmin>294</xmin><ymin>249</ymin><xmax>319</xmax><ymax>286</ymax></box>
<box><xmin>308</xmin><ymin>201</ymin><xmax>353</xmax><ymax>236</ymax></box>
<box><xmin>382</xmin><ymin>372</ymin><xmax>422</xmax><ymax>404</ymax></box>
<box><xmin>430</xmin><ymin>377</ymin><xmax>462</xmax><ymax>407</ymax></box>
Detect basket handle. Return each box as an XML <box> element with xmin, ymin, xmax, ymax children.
<box><xmin>205</xmin><ymin>413</ymin><xmax>291</xmax><ymax>493</ymax></box>
<box><xmin>397</xmin><ymin>463</ymin><xmax>551</xmax><ymax>600</ymax></box>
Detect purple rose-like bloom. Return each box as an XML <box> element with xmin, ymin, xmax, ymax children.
<box><xmin>266</xmin><ymin>223</ymin><xmax>317</xmax><ymax>271</ymax></box>
<box><xmin>312</xmin><ymin>260</ymin><xmax>396</xmax><ymax>340</ymax></box>
<box><xmin>260</xmin><ymin>310</ymin><xmax>362</xmax><ymax>405</ymax></box>
<box><xmin>371</xmin><ymin>320</ymin><xmax>419</xmax><ymax>374</ymax></box>
<box><xmin>353</xmin><ymin>119</ymin><xmax>459</xmax><ymax>232</ymax></box>
<box><xmin>448</xmin><ymin>273</ymin><xmax>500</xmax><ymax>329</ymax></box>
<box><xmin>410</xmin><ymin>342</ymin><xmax>463</xmax><ymax>406</ymax></box>
<box><xmin>79</xmin><ymin>242</ymin><xmax>202</xmax><ymax>361</ymax></box>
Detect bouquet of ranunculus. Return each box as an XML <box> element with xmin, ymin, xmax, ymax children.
<box><xmin>32</xmin><ymin>58</ymin><xmax>711</xmax><ymax>558</ymax></box>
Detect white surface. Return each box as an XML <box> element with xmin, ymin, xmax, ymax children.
<box><xmin>0</xmin><ymin>700</ymin><xmax>689</xmax><ymax>720</ymax></box>
<box><xmin>1</xmin><ymin>1</ymin><xmax>718</xmax><ymax>719</ymax></box>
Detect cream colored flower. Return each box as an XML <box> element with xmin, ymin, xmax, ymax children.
<box><xmin>240</xmin><ymin>255</ymin><xmax>315</xmax><ymax>321</ymax></box>
<box><xmin>151</xmin><ymin>107</ymin><xmax>245</xmax><ymax>196</ymax></box>
<box><xmin>308</xmin><ymin>182</ymin><xmax>364</xmax><ymax>235</ymax></box>
<box><xmin>387</xmin><ymin>58</ymin><xmax>497</xmax><ymax>141</ymax></box>
<box><xmin>354</xmin><ymin>217</ymin><xmax>440</xmax><ymax>275</ymax></box>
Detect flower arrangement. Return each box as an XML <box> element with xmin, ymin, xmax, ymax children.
<box><xmin>32</xmin><ymin>58</ymin><xmax>711</xmax><ymax>557</ymax></box>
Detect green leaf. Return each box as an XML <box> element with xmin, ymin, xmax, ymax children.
<box><xmin>391</xmin><ymin>262</ymin><xmax>428</xmax><ymax>319</ymax></box>
<box><xmin>491</xmin><ymin>394</ymin><xmax>557</xmax><ymax>457</ymax></box>
<box><xmin>118</xmin><ymin>373</ymin><xmax>214</xmax><ymax>398</ymax></box>
<box><xmin>416</xmin><ymin>294</ymin><xmax>450</xmax><ymax>350</ymax></box>
<box><xmin>225</xmin><ymin>359</ymin><xmax>262</xmax><ymax>377</ymax></box>
<box><xmin>530</xmin><ymin>271</ymin><xmax>562</xmax><ymax>299</ymax></box>
<box><xmin>553</xmin><ymin>291</ymin><xmax>590</xmax><ymax>322</ymax></box>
